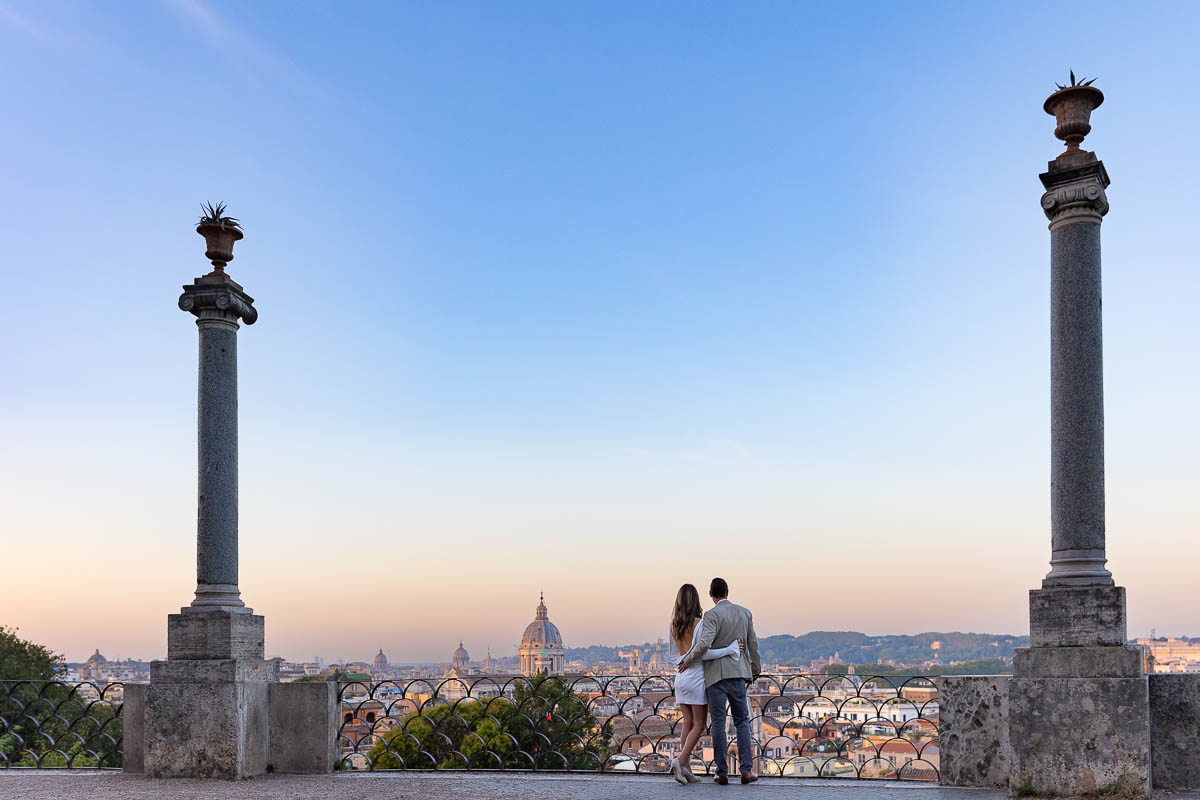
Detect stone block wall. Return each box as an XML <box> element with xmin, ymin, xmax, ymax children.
<box><xmin>935</xmin><ymin>676</ymin><xmax>1011</xmax><ymax>788</ymax></box>
<box><xmin>1148</xmin><ymin>673</ymin><xmax>1200</xmax><ymax>790</ymax></box>
<box><xmin>122</xmin><ymin>684</ymin><xmax>145</xmax><ymax>774</ymax></box>
<box><xmin>937</xmin><ymin>672</ymin><xmax>1200</xmax><ymax>792</ymax></box>
<box><xmin>268</xmin><ymin>681</ymin><xmax>339</xmax><ymax>773</ymax></box>
<box><xmin>124</xmin><ymin>678</ymin><xmax>339</xmax><ymax>775</ymax></box>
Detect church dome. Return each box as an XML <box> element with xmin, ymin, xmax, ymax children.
<box><xmin>373</xmin><ymin>649</ymin><xmax>388</xmax><ymax>670</ymax></box>
<box><xmin>86</xmin><ymin>649</ymin><xmax>107</xmax><ymax>665</ymax></box>
<box><xmin>452</xmin><ymin>641</ymin><xmax>470</xmax><ymax>668</ymax></box>
<box><xmin>521</xmin><ymin>594</ymin><xmax>562</xmax><ymax>648</ymax></box>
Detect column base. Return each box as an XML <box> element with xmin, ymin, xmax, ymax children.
<box><xmin>1043</xmin><ymin>548</ymin><xmax>1113</xmax><ymax>586</ymax></box>
<box><xmin>1013</xmin><ymin>645</ymin><xmax>1144</xmax><ymax>678</ymax></box>
<box><xmin>185</xmin><ymin>583</ymin><xmax>251</xmax><ymax>614</ymax></box>
<box><xmin>144</xmin><ymin>658</ymin><xmax>278</xmax><ymax>779</ymax></box>
<box><xmin>1029</xmin><ymin>584</ymin><xmax>1126</xmax><ymax>647</ymax></box>
<box><xmin>167</xmin><ymin>610</ymin><xmax>265</xmax><ymax>661</ymax></box>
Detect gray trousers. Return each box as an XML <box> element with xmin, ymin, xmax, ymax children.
<box><xmin>707</xmin><ymin>677</ymin><xmax>753</xmax><ymax>776</ymax></box>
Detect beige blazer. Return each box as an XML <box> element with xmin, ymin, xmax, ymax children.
<box><xmin>679</xmin><ymin>599</ymin><xmax>761</xmax><ymax>687</ymax></box>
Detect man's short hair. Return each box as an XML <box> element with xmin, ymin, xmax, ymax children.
<box><xmin>710</xmin><ymin>578</ymin><xmax>729</xmax><ymax>598</ymax></box>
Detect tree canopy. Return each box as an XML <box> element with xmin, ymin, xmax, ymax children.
<box><xmin>361</xmin><ymin>676</ymin><xmax>612</xmax><ymax>771</ymax></box>
<box><xmin>1</xmin><ymin>627</ymin><xmax>121</xmax><ymax>768</ymax></box>
<box><xmin>0</xmin><ymin>626</ymin><xmax>64</xmax><ymax>680</ymax></box>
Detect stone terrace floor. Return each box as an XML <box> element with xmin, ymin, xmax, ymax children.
<box><xmin>4</xmin><ymin>773</ymin><xmax>1200</xmax><ymax>800</ymax></box>
<box><xmin>0</xmin><ymin>773</ymin><xmax>1003</xmax><ymax>800</ymax></box>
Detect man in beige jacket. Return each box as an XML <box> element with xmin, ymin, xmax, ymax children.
<box><xmin>678</xmin><ymin>577</ymin><xmax>761</xmax><ymax>784</ymax></box>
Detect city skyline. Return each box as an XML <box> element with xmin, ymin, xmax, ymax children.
<box><xmin>3</xmin><ymin>1</ymin><xmax>1199</xmax><ymax>663</ymax></box>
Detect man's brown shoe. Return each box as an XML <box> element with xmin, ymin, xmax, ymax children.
<box><xmin>741</xmin><ymin>773</ymin><xmax>758</xmax><ymax>784</ymax></box>
<box><xmin>714</xmin><ymin>775</ymin><xmax>729</xmax><ymax>785</ymax></box>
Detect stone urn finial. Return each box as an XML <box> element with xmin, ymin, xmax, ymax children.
<box><xmin>1044</xmin><ymin>71</ymin><xmax>1103</xmax><ymax>157</ymax></box>
<box><xmin>195</xmin><ymin>201</ymin><xmax>244</xmax><ymax>276</ymax></box>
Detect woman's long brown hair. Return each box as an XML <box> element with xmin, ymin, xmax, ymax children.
<box><xmin>671</xmin><ymin>584</ymin><xmax>704</xmax><ymax>653</ymax></box>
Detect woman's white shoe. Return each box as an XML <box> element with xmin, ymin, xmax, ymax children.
<box><xmin>671</xmin><ymin>757</ymin><xmax>688</xmax><ymax>785</ymax></box>
<box><xmin>682</xmin><ymin>763</ymin><xmax>701</xmax><ymax>783</ymax></box>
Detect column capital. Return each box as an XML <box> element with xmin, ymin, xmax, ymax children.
<box><xmin>1040</xmin><ymin>158</ymin><xmax>1110</xmax><ymax>230</ymax></box>
<box><xmin>179</xmin><ymin>274</ymin><xmax>258</xmax><ymax>326</ymax></box>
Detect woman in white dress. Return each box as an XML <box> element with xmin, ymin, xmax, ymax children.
<box><xmin>668</xmin><ymin>583</ymin><xmax>741</xmax><ymax>785</ymax></box>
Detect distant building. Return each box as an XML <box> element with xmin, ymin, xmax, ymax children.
<box><xmin>1134</xmin><ymin>637</ymin><xmax>1200</xmax><ymax>673</ymax></box>
<box><xmin>80</xmin><ymin>649</ymin><xmax>108</xmax><ymax>681</ymax></box>
<box><xmin>373</xmin><ymin>649</ymin><xmax>389</xmax><ymax>673</ymax></box>
<box><xmin>276</xmin><ymin>660</ymin><xmax>309</xmax><ymax>682</ymax></box>
<box><xmin>519</xmin><ymin>593</ymin><xmax>565</xmax><ymax>675</ymax></box>
<box><xmin>647</xmin><ymin>639</ymin><xmax>669</xmax><ymax>673</ymax></box>
<box><xmin>452</xmin><ymin>641</ymin><xmax>470</xmax><ymax>672</ymax></box>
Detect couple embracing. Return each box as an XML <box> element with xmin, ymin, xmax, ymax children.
<box><xmin>668</xmin><ymin>577</ymin><xmax>761</xmax><ymax>786</ymax></box>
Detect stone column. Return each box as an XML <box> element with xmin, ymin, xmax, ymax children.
<box><xmin>186</xmin><ymin>276</ymin><xmax>257</xmax><ymax>610</ymax></box>
<box><xmin>1044</xmin><ymin>156</ymin><xmax>1112</xmax><ymax>587</ymax></box>
<box><xmin>143</xmin><ymin>235</ymin><xmax>278</xmax><ymax>779</ymax></box>
<box><xmin>1008</xmin><ymin>82</ymin><xmax>1151</xmax><ymax>798</ymax></box>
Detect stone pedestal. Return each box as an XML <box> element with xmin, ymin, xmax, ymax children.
<box><xmin>1028</xmin><ymin>585</ymin><xmax>1127</xmax><ymax>647</ymax></box>
<box><xmin>1010</xmin><ymin>595</ymin><xmax>1150</xmax><ymax>800</ymax></box>
<box><xmin>1010</xmin><ymin>585</ymin><xmax>1150</xmax><ymax>796</ymax></box>
<box><xmin>144</xmin><ymin>610</ymin><xmax>277</xmax><ymax>779</ymax></box>
<box><xmin>166</xmin><ymin>609</ymin><xmax>265</xmax><ymax>660</ymax></box>
<box><xmin>1009</xmin><ymin>673</ymin><xmax>1150</xmax><ymax>797</ymax></box>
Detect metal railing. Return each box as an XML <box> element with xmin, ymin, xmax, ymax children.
<box><xmin>0</xmin><ymin>681</ymin><xmax>125</xmax><ymax>769</ymax></box>
<box><xmin>337</xmin><ymin>673</ymin><xmax>939</xmax><ymax>779</ymax></box>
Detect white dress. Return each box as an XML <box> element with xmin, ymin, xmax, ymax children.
<box><xmin>669</xmin><ymin>622</ymin><xmax>741</xmax><ymax>706</ymax></box>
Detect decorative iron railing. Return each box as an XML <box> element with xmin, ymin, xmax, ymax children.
<box><xmin>0</xmin><ymin>681</ymin><xmax>125</xmax><ymax>769</ymax></box>
<box><xmin>337</xmin><ymin>673</ymin><xmax>939</xmax><ymax>779</ymax></box>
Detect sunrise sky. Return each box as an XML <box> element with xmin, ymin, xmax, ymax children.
<box><xmin>2</xmin><ymin>1</ymin><xmax>1198</xmax><ymax>663</ymax></box>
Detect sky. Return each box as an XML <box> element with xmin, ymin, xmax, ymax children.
<box><xmin>1</xmin><ymin>1</ymin><xmax>1198</xmax><ymax>664</ymax></box>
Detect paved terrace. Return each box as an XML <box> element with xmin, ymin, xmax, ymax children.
<box><xmin>5</xmin><ymin>773</ymin><xmax>1200</xmax><ymax>800</ymax></box>
<box><xmin>0</xmin><ymin>773</ymin><xmax>1003</xmax><ymax>800</ymax></box>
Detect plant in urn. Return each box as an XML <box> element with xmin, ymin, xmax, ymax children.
<box><xmin>1044</xmin><ymin>71</ymin><xmax>1103</xmax><ymax>159</ymax></box>
<box><xmin>195</xmin><ymin>201</ymin><xmax>244</xmax><ymax>276</ymax></box>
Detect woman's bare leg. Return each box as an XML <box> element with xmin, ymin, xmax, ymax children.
<box><xmin>678</xmin><ymin>705</ymin><xmax>693</xmax><ymax>763</ymax></box>
<box><xmin>680</xmin><ymin>703</ymin><xmax>707</xmax><ymax>769</ymax></box>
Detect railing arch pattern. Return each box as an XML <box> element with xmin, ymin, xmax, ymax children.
<box><xmin>0</xmin><ymin>681</ymin><xmax>125</xmax><ymax>769</ymax></box>
<box><xmin>337</xmin><ymin>673</ymin><xmax>939</xmax><ymax>780</ymax></box>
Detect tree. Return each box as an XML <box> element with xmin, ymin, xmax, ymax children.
<box><xmin>296</xmin><ymin>669</ymin><xmax>348</xmax><ymax>683</ymax></box>
<box><xmin>363</xmin><ymin>676</ymin><xmax>612</xmax><ymax>771</ymax></box>
<box><xmin>0</xmin><ymin>626</ymin><xmax>64</xmax><ymax>680</ymax></box>
<box><xmin>1</xmin><ymin>628</ymin><xmax>120</xmax><ymax>768</ymax></box>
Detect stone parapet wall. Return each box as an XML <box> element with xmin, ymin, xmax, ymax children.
<box><xmin>938</xmin><ymin>672</ymin><xmax>1200</xmax><ymax>792</ymax></box>
<box><xmin>269</xmin><ymin>682</ymin><xmax>339</xmax><ymax>774</ymax></box>
<box><xmin>935</xmin><ymin>676</ymin><xmax>1011</xmax><ymax>788</ymax></box>
<box><xmin>1148</xmin><ymin>673</ymin><xmax>1200</xmax><ymax>790</ymax></box>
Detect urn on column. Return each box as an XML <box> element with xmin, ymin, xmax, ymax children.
<box><xmin>196</xmin><ymin>201</ymin><xmax>244</xmax><ymax>273</ymax></box>
<box><xmin>1044</xmin><ymin>72</ymin><xmax>1104</xmax><ymax>156</ymax></box>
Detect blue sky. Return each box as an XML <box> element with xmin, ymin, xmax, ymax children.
<box><xmin>2</xmin><ymin>1</ymin><xmax>1198</xmax><ymax>662</ymax></box>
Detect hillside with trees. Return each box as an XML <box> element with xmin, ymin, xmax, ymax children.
<box><xmin>566</xmin><ymin>630</ymin><xmax>1027</xmax><ymax>667</ymax></box>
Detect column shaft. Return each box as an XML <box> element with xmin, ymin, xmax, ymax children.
<box><xmin>1047</xmin><ymin>217</ymin><xmax>1110</xmax><ymax>585</ymax></box>
<box><xmin>178</xmin><ymin>274</ymin><xmax>257</xmax><ymax>612</ymax></box>
<box><xmin>1039</xmin><ymin>160</ymin><xmax>1112</xmax><ymax>587</ymax></box>
<box><xmin>196</xmin><ymin>316</ymin><xmax>240</xmax><ymax>591</ymax></box>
